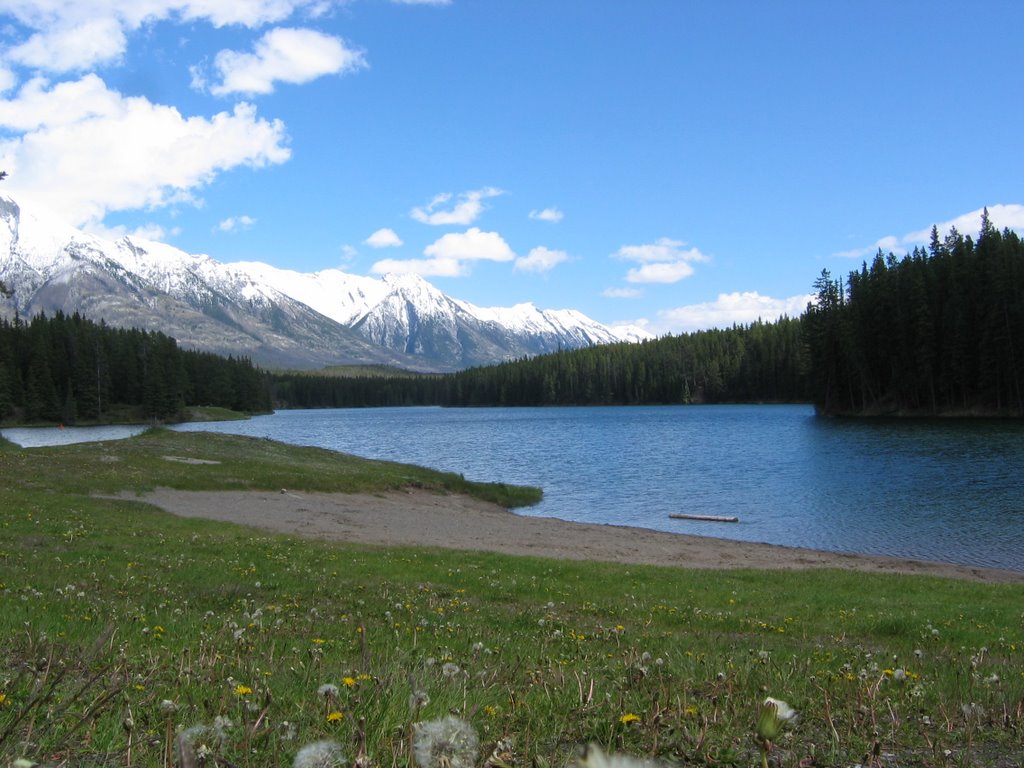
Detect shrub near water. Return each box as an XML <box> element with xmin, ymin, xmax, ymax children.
<box><xmin>1</xmin><ymin>432</ymin><xmax>1023</xmax><ymax>767</ymax></box>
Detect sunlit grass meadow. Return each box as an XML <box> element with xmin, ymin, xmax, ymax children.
<box><xmin>1</xmin><ymin>430</ymin><xmax>1022</xmax><ymax>767</ymax></box>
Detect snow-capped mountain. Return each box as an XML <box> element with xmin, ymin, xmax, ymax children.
<box><xmin>0</xmin><ymin>193</ymin><xmax>648</xmax><ymax>370</ymax></box>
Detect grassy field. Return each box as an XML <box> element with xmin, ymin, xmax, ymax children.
<box><xmin>0</xmin><ymin>430</ymin><xmax>1022</xmax><ymax>767</ymax></box>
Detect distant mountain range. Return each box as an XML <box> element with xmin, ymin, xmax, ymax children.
<box><xmin>0</xmin><ymin>194</ymin><xmax>649</xmax><ymax>371</ymax></box>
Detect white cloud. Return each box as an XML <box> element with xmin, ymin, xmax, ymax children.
<box><xmin>656</xmin><ymin>292</ymin><xmax>813</xmax><ymax>334</ymax></box>
<box><xmin>0</xmin><ymin>0</ymin><xmax>332</xmax><ymax>74</ymax></box>
<box><xmin>0</xmin><ymin>67</ymin><xmax>15</xmax><ymax>94</ymax></box>
<box><xmin>613</xmin><ymin>237</ymin><xmax>709</xmax><ymax>264</ymax></box>
<box><xmin>0</xmin><ymin>75</ymin><xmax>290</xmax><ymax>227</ymax></box>
<box><xmin>202</xmin><ymin>27</ymin><xmax>366</xmax><ymax>96</ymax></box>
<box><xmin>411</xmin><ymin>187</ymin><xmax>502</xmax><ymax>226</ymax></box>
<box><xmin>529</xmin><ymin>207</ymin><xmax>564</xmax><ymax>223</ymax></box>
<box><xmin>611</xmin><ymin>237</ymin><xmax>709</xmax><ymax>285</ymax></box>
<box><xmin>602</xmin><ymin>287</ymin><xmax>642</xmax><ymax>299</ymax></box>
<box><xmin>86</xmin><ymin>220</ymin><xmax>180</xmax><ymax>242</ymax></box>
<box><xmin>514</xmin><ymin>246</ymin><xmax>569</xmax><ymax>273</ymax></box>
<box><xmin>371</xmin><ymin>227</ymin><xmax>515</xmax><ymax>277</ymax></box>
<box><xmin>625</xmin><ymin>260</ymin><xmax>695</xmax><ymax>284</ymax></box>
<box><xmin>218</xmin><ymin>215</ymin><xmax>257</xmax><ymax>232</ymax></box>
<box><xmin>364</xmin><ymin>227</ymin><xmax>403</xmax><ymax>248</ymax></box>
<box><xmin>371</xmin><ymin>256</ymin><xmax>464</xmax><ymax>277</ymax></box>
<box><xmin>7</xmin><ymin>17</ymin><xmax>127</xmax><ymax>72</ymax></box>
<box><xmin>836</xmin><ymin>204</ymin><xmax>1024</xmax><ymax>259</ymax></box>
<box><xmin>423</xmin><ymin>227</ymin><xmax>515</xmax><ymax>262</ymax></box>
<box><xmin>339</xmin><ymin>243</ymin><xmax>358</xmax><ymax>265</ymax></box>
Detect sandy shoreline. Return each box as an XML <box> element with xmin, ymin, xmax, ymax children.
<box><xmin>121</xmin><ymin>488</ymin><xmax>1024</xmax><ymax>584</ymax></box>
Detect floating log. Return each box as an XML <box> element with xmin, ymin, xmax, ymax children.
<box><xmin>668</xmin><ymin>513</ymin><xmax>739</xmax><ymax>523</ymax></box>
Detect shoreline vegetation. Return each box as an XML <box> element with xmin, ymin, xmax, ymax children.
<box><xmin>4</xmin><ymin>216</ymin><xmax>1024</xmax><ymax>428</ymax></box>
<box><xmin>2</xmin><ymin>430</ymin><xmax>1023</xmax><ymax>766</ymax></box>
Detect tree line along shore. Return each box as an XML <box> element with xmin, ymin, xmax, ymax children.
<box><xmin>2</xmin><ymin>215</ymin><xmax>1023</xmax><ymax>424</ymax></box>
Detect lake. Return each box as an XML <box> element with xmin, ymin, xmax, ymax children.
<box><xmin>6</xmin><ymin>405</ymin><xmax>1023</xmax><ymax>571</ymax></box>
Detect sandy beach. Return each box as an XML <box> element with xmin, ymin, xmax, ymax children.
<box><xmin>124</xmin><ymin>487</ymin><xmax>1024</xmax><ymax>584</ymax></box>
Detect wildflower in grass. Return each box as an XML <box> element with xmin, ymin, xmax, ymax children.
<box><xmin>326</xmin><ymin>711</ymin><xmax>344</xmax><ymax>723</ymax></box>
<box><xmin>213</xmin><ymin>715</ymin><xmax>233</xmax><ymax>741</ymax></box>
<box><xmin>234</xmin><ymin>684</ymin><xmax>253</xmax><ymax>696</ymax></box>
<box><xmin>755</xmin><ymin>697</ymin><xmax>797</xmax><ymax>768</ymax></box>
<box><xmin>412</xmin><ymin>716</ymin><xmax>478</xmax><ymax>768</ymax></box>
<box><xmin>342</xmin><ymin>676</ymin><xmax>356</xmax><ymax>687</ymax></box>
<box><xmin>441</xmin><ymin>662</ymin><xmax>461</xmax><ymax>678</ymax></box>
<box><xmin>619</xmin><ymin>712</ymin><xmax>641</xmax><ymax>726</ymax></box>
<box><xmin>177</xmin><ymin>725</ymin><xmax>214</xmax><ymax>764</ymax></box>
<box><xmin>409</xmin><ymin>689</ymin><xmax>430</xmax><ymax>712</ymax></box>
<box><xmin>0</xmin><ymin>693</ymin><xmax>7</xmax><ymax>706</ymax></box>
<box><xmin>573</xmin><ymin>743</ymin><xmax>661</xmax><ymax>768</ymax></box>
<box><xmin>294</xmin><ymin>739</ymin><xmax>346</xmax><ymax>768</ymax></box>
<box><xmin>318</xmin><ymin>683</ymin><xmax>340</xmax><ymax>700</ymax></box>
<box><xmin>160</xmin><ymin>699</ymin><xmax>177</xmax><ymax>714</ymax></box>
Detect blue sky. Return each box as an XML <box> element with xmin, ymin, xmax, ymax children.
<box><xmin>2</xmin><ymin>1</ymin><xmax>1022</xmax><ymax>335</ymax></box>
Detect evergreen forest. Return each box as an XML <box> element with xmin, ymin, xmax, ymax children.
<box><xmin>0</xmin><ymin>312</ymin><xmax>272</xmax><ymax>424</ymax></box>
<box><xmin>270</xmin><ymin>317</ymin><xmax>808</xmax><ymax>408</ymax></box>
<box><xmin>804</xmin><ymin>213</ymin><xmax>1024</xmax><ymax>415</ymax></box>
<box><xmin>3</xmin><ymin>217</ymin><xmax>1023</xmax><ymax>423</ymax></box>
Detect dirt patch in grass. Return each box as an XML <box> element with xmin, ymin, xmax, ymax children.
<box><xmin>117</xmin><ymin>488</ymin><xmax>1024</xmax><ymax>584</ymax></box>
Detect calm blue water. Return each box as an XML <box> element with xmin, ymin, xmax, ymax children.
<box><xmin>164</xmin><ymin>405</ymin><xmax>1024</xmax><ymax>572</ymax></box>
<box><xmin>7</xmin><ymin>406</ymin><xmax>1023</xmax><ymax>571</ymax></box>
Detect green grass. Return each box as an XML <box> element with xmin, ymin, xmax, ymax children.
<box><xmin>0</xmin><ymin>432</ymin><xmax>1022</xmax><ymax>767</ymax></box>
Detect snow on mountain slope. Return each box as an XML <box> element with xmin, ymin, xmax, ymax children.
<box><xmin>1</xmin><ymin>192</ymin><xmax>646</xmax><ymax>369</ymax></box>
<box><xmin>230</xmin><ymin>261</ymin><xmax>389</xmax><ymax>325</ymax></box>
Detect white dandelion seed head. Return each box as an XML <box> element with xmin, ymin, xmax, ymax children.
<box><xmin>412</xmin><ymin>716</ymin><xmax>479</xmax><ymax>768</ymax></box>
<box><xmin>294</xmin><ymin>739</ymin><xmax>346</xmax><ymax>768</ymax></box>
<box><xmin>409</xmin><ymin>689</ymin><xmax>431</xmax><ymax>711</ymax></box>
<box><xmin>574</xmin><ymin>743</ymin><xmax>663</xmax><ymax>768</ymax></box>
<box><xmin>318</xmin><ymin>683</ymin><xmax>340</xmax><ymax>699</ymax></box>
<box><xmin>441</xmin><ymin>662</ymin><xmax>462</xmax><ymax>679</ymax></box>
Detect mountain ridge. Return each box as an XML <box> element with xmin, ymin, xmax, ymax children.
<box><xmin>0</xmin><ymin>194</ymin><xmax>649</xmax><ymax>370</ymax></box>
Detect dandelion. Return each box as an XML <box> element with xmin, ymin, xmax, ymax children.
<box><xmin>412</xmin><ymin>716</ymin><xmax>478</xmax><ymax>768</ymax></box>
<box><xmin>318</xmin><ymin>684</ymin><xmax>340</xmax><ymax>700</ymax></box>
<box><xmin>755</xmin><ymin>697</ymin><xmax>797</xmax><ymax>768</ymax></box>
<box><xmin>326</xmin><ymin>711</ymin><xmax>344</xmax><ymax>723</ymax></box>
<box><xmin>177</xmin><ymin>725</ymin><xmax>214</xmax><ymax>764</ymax></box>
<box><xmin>619</xmin><ymin>713</ymin><xmax>641</xmax><ymax>725</ymax></box>
<box><xmin>160</xmin><ymin>699</ymin><xmax>177</xmax><ymax>714</ymax></box>
<box><xmin>342</xmin><ymin>676</ymin><xmax>357</xmax><ymax>687</ymax></box>
<box><xmin>572</xmin><ymin>743</ymin><xmax>662</xmax><ymax>768</ymax></box>
<box><xmin>234</xmin><ymin>684</ymin><xmax>253</xmax><ymax>696</ymax></box>
<box><xmin>441</xmin><ymin>662</ymin><xmax>462</xmax><ymax>679</ymax></box>
<box><xmin>409</xmin><ymin>689</ymin><xmax>430</xmax><ymax>712</ymax></box>
<box><xmin>294</xmin><ymin>740</ymin><xmax>346</xmax><ymax>768</ymax></box>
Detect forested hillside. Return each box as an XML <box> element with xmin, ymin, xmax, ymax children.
<box><xmin>0</xmin><ymin>312</ymin><xmax>272</xmax><ymax>423</ymax></box>
<box><xmin>269</xmin><ymin>317</ymin><xmax>809</xmax><ymax>408</ymax></box>
<box><xmin>803</xmin><ymin>213</ymin><xmax>1024</xmax><ymax>415</ymax></box>
<box><xmin>5</xmin><ymin>213</ymin><xmax>1022</xmax><ymax>423</ymax></box>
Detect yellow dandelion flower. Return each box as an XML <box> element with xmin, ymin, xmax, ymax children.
<box><xmin>326</xmin><ymin>711</ymin><xmax>344</xmax><ymax>723</ymax></box>
<box><xmin>0</xmin><ymin>693</ymin><xmax>7</xmax><ymax>705</ymax></box>
<box><xmin>342</xmin><ymin>676</ymin><xmax>356</xmax><ymax>687</ymax></box>
<box><xmin>684</xmin><ymin>705</ymin><xmax>699</xmax><ymax>717</ymax></box>
<box><xmin>234</xmin><ymin>685</ymin><xmax>253</xmax><ymax>696</ymax></box>
<box><xmin>619</xmin><ymin>712</ymin><xmax>641</xmax><ymax>725</ymax></box>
